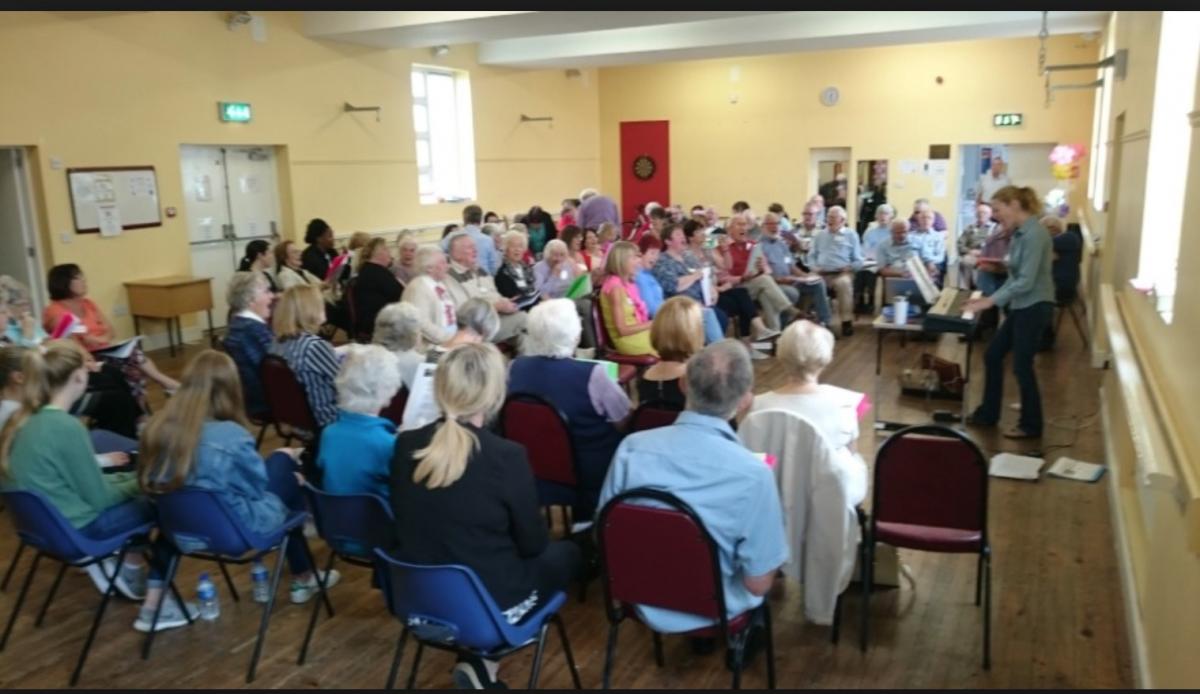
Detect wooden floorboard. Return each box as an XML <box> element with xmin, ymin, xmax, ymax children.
<box><xmin>0</xmin><ymin>315</ymin><xmax>1132</xmax><ymax>689</ymax></box>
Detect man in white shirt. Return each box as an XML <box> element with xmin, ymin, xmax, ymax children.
<box><xmin>977</xmin><ymin>154</ymin><xmax>1012</xmax><ymax>204</ymax></box>
<box><xmin>444</xmin><ymin>233</ymin><xmax>526</xmax><ymax>343</ymax></box>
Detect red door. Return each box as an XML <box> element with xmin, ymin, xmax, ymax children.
<box><xmin>619</xmin><ymin>120</ymin><xmax>670</xmax><ymax>228</ymax></box>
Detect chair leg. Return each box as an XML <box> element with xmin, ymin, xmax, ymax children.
<box><xmin>384</xmin><ymin>627</ymin><xmax>408</xmax><ymax>690</ymax></box>
<box><xmin>405</xmin><ymin>642</ymin><xmax>424</xmax><ymax>689</ymax></box>
<box><xmin>983</xmin><ymin>548</ymin><xmax>992</xmax><ymax>670</ymax></box>
<box><xmin>34</xmin><ymin>562</ymin><xmax>68</xmax><ymax>627</ymax></box>
<box><xmin>1</xmin><ymin>551</ymin><xmax>41</xmax><ymax>651</ymax></box>
<box><xmin>552</xmin><ymin>614</ymin><xmax>582</xmax><ymax>689</ymax></box>
<box><xmin>1069</xmin><ymin>302</ymin><xmax>1089</xmax><ymax>347</ymax></box>
<box><xmin>70</xmin><ymin>546</ymin><xmax>127</xmax><ymax>686</ymax></box>
<box><xmin>652</xmin><ymin>631</ymin><xmax>665</xmax><ymax>667</ymax></box>
<box><xmin>298</xmin><ymin>552</ymin><xmax>337</xmax><ymax>665</ymax></box>
<box><xmin>601</xmin><ymin>622</ymin><xmax>619</xmax><ymax>689</ymax></box>
<box><xmin>246</xmin><ymin>539</ymin><xmax>290</xmax><ymax>683</ymax></box>
<box><xmin>527</xmin><ymin>622</ymin><xmax>552</xmax><ymax>689</ymax></box>
<box><xmin>218</xmin><ymin>559</ymin><xmax>240</xmax><ymax>602</ymax></box>
<box><xmin>975</xmin><ymin>552</ymin><xmax>984</xmax><ymax>606</ymax></box>
<box><xmin>831</xmin><ymin>593</ymin><xmax>842</xmax><ymax>645</ymax></box>
<box><xmin>860</xmin><ymin>536</ymin><xmax>873</xmax><ymax>654</ymax></box>
<box><xmin>256</xmin><ymin>422</ymin><xmax>268</xmax><ymax>448</ymax></box>
<box><xmin>142</xmin><ymin>552</ymin><xmax>182</xmax><ymax>659</ymax></box>
<box><xmin>1</xmin><ymin>541</ymin><xmax>26</xmax><ymax>591</ymax></box>
<box><xmin>729</xmin><ymin>631</ymin><xmax>746</xmax><ymax>690</ymax></box>
<box><xmin>763</xmin><ymin>603</ymin><xmax>776</xmax><ymax>689</ymax></box>
<box><xmin>299</xmin><ymin>537</ymin><xmax>334</xmax><ymax>619</ymax></box>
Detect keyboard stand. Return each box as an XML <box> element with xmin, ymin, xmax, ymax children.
<box><xmin>871</xmin><ymin>312</ymin><xmax>976</xmax><ymax>433</ymax></box>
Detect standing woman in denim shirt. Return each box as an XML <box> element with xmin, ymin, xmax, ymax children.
<box><xmin>964</xmin><ymin>186</ymin><xmax>1056</xmax><ymax>439</ymax></box>
<box><xmin>138</xmin><ymin>349</ymin><xmax>340</xmax><ymax>604</ymax></box>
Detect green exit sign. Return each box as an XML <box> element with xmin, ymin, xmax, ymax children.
<box><xmin>993</xmin><ymin>112</ymin><xmax>1023</xmax><ymax>127</ymax></box>
<box><xmin>219</xmin><ymin>102</ymin><xmax>252</xmax><ymax>123</ymax></box>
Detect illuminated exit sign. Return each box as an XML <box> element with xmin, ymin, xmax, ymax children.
<box><xmin>219</xmin><ymin>102</ymin><xmax>252</xmax><ymax>123</ymax></box>
<box><xmin>993</xmin><ymin>112</ymin><xmax>1023</xmax><ymax>127</ymax></box>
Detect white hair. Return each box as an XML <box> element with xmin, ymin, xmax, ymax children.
<box><xmin>579</xmin><ymin>188</ymin><xmax>598</xmax><ymax>200</ymax></box>
<box><xmin>827</xmin><ymin>205</ymin><xmax>847</xmax><ymax>219</ymax></box>
<box><xmin>501</xmin><ymin>230</ymin><xmax>528</xmax><ymax>250</ymax></box>
<box><xmin>521</xmin><ymin>299</ymin><xmax>581</xmax><ymax>359</ymax></box>
<box><xmin>481</xmin><ymin>223</ymin><xmax>503</xmax><ymax>238</ymax></box>
<box><xmin>875</xmin><ymin>204</ymin><xmax>895</xmax><ymax>220</ymax></box>
<box><xmin>776</xmin><ymin>320</ymin><xmax>835</xmax><ymax>381</ymax></box>
<box><xmin>415</xmin><ymin>245</ymin><xmax>445</xmax><ymax>275</ymax></box>
<box><xmin>543</xmin><ymin>238</ymin><xmax>568</xmax><ymax>258</ymax></box>
<box><xmin>336</xmin><ymin>344</ymin><xmax>402</xmax><ymax>415</ymax></box>
<box><xmin>456</xmin><ymin>298</ymin><xmax>500</xmax><ymax>340</ymax></box>
<box><xmin>374</xmin><ymin>302</ymin><xmax>423</xmax><ymax>352</ymax></box>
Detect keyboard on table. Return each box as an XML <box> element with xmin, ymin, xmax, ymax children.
<box><xmin>922</xmin><ymin>289</ymin><xmax>982</xmax><ymax>334</ymax></box>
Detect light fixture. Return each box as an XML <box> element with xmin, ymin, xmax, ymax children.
<box><xmin>432</xmin><ymin>45</ymin><xmax>450</xmax><ymax>57</ymax></box>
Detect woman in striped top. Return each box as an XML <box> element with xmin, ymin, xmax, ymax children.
<box><xmin>269</xmin><ymin>285</ymin><xmax>340</xmax><ymax>429</ymax></box>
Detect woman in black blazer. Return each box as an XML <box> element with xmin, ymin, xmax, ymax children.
<box><xmin>389</xmin><ymin>343</ymin><xmax>580</xmax><ymax>689</ymax></box>
<box><xmin>352</xmin><ymin>238</ymin><xmax>404</xmax><ymax>338</ymax></box>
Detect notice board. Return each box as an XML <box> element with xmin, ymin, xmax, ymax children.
<box><xmin>67</xmin><ymin>166</ymin><xmax>162</xmax><ymax>234</ymax></box>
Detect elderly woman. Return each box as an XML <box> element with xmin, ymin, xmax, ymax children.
<box><xmin>639</xmin><ymin>296</ymin><xmax>704</xmax><ymax>408</ymax></box>
<box><xmin>533</xmin><ymin>239</ymin><xmax>596</xmax><ymax>351</ymax></box>
<box><xmin>373</xmin><ymin>302</ymin><xmax>427</xmax><ymax>392</ymax></box>
<box><xmin>748</xmin><ymin>320</ymin><xmax>868</xmax><ymax>489</ymax></box>
<box><xmin>269</xmin><ymin>284</ymin><xmax>340</xmax><ymax>429</ymax></box>
<box><xmin>442</xmin><ymin>297</ymin><xmax>499</xmax><ymax>350</ymax></box>
<box><xmin>494</xmin><ymin>231</ymin><xmax>541</xmax><ymax>311</ymax></box>
<box><xmin>599</xmin><ymin>241</ymin><xmax>656</xmax><ymax>357</ymax></box>
<box><xmin>274</xmin><ymin>239</ymin><xmax>325</xmax><ymax>292</ymax></box>
<box><xmin>635</xmin><ymin>234</ymin><xmax>724</xmax><ymax>344</ymax></box>
<box><xmin>509</xmin><ymin>298</ymin><xmax>630</xmax><ymax>520</ymax></box>
<box><xmin>392</xmin><ymin>231</ymin><xmax>420</xmax><ymax>285</ymax></box>
<box><xmin>223</xmin><ymin>272</ymin><xmax>275</xmax><ymax>419</ymax></box>
<box><xmin>352</xmin><ymin>237</ymin><xmax>404</xmax><ymax>338</ymax></box>
<box><xmin>317</xmin><ymin>344</ymin><xmax>400</xmax><ymax>500</ymax></box>
<box><xmin>400</xmin><ymin>245</ymin><xmax>458</xmax><ymax>346</ymax></box>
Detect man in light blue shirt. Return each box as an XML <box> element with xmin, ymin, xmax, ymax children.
<box><xmin>440</xmin><ymin>205</ymin><xmax>500</xmax><ymax>275</ymax></box>
<box><xmin>753</xmin><ymin>216</ymin><xmax>834</xmax><ymax>328</ymax></box>
<box><xmin>874</xmin><ymin>220</ymin><xmax>918</xmax><ymax>277</ymax></box>
<box><xmin>597</xmin><ymin>340</ymin><xmax>789</xmax><ymax>635</ymax></box>
<box><xmin>807</xmin><ymin>206</ymin><xmax>863</xmax><ymax>336</ymax></box>
<box><xmin>908</xmin><ymin>207</ymin><xmax>946</xmax><ymax>284</ymax></box>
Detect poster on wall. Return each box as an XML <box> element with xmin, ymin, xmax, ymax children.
<box><xmin>96</xmin><ymin>204</ymin><xmax>123</xmax><ymax>237</ymax></box>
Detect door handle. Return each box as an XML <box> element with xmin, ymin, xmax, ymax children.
<box><xmin>270</xmin><ymin>220</ymin><xmax>278</xmax><ymax>239</ymax></box>
<box><xmin>222</xmin><ymin>223</ymin><xmax>235</xmax><ymax>240</ymax></box>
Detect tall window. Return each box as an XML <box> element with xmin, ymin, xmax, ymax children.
<box><xmin>1136</xmin><ymin>11</ymin><xmax>1200</xmax><ymax>323</ymax></box>
<box><xmin>411</xmin><ymin>66</ymin><xmax>476</xmax><ymax>205</ymax></box>
<box><xmin>1088</xmin><ymin>15</ymin><xmax>1117</xmax><ymax>212</ymax></box>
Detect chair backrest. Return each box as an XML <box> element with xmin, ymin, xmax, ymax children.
<box><xmin>590</xmin><ymin>291</ymin><xmax>615</xmax><ymax>355</ymax></box>
<box><xmin>597</xmin><ymin>487</ymin><xmax>727</xmax><ymax>627</ymax></box>
<box><xmin>260</xmin><ymin>354</ymin><xmax>318</xmax><ymax>433</ymax></box>
<box><xmin>872</xmin><ymin>424</ymin><xmax>988</xmax><ymax>535</ymax></box>
<box><xmin>154</xmin><ymin>487</ymin><xmax>259</xmax><ymax>557</ymax></box>
<box><xmin>372</xmin><ymin>549</ymin><xmax>514</xmax><ymax>651</ymax></box>
<box><xmin>629</xmin><ymin>399</ymin><xmax>683</xmax><ymax>432</ymax></box>
<box><xmin>304</xmin><ymin>484</ymin><xmax>394</xmax><ymax>559</ymax></box>
<box><xmin>1</xmin><ymin>490</ymin><xmax>97</xmax><ymax>563</ymax></box>
<box><xmin>378</xmin><ymin>387</ymin><xmax>409</xmax><ymax>426</ymax></box>
<box><xmin>499</xmin><ymin>393</ymin><xmax>578</xmax><ymax>487</ymax></box>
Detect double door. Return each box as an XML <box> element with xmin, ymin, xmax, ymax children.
<box><xmin>181</xmin><ymin>145</ymin><xmax>282</xmax><ymax>329</ymax></box>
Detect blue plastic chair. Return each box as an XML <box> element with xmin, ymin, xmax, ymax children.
<box><xmin>296</xmin><ymin>484</ymin><xmax>395</xmax><ymax>666</ymax></box>
<box><xmin>145</xmin><ymin>487</ymin><xmax>331</xmax><ymax>683</ymax></box>
<box><xmin>0</xmin><ymin>489</ymin><xmax>183</xmax><ymax>686</ymax></box>
<box><xmin>373</xmin><ymin>549</ymin><xmax>582</xmax><ymax>690</ymax></box>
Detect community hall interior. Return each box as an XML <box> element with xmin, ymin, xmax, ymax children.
<box><xmin>0</xmin><ymin>9</ymin><xmax>1197</xmax><ymax>690</ymax></box>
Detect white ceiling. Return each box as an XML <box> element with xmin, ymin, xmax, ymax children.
<box><xmin>303</xmin><ymin>11</ymin><xmax>1110</xmax><ymax>69</ymax></box>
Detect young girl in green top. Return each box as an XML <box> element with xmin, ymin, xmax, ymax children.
<box><xmin>0</xmin><ymin>340</ymin><xmax>194</xmax><ymax>632</ymax></box>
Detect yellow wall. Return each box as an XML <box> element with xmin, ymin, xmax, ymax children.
<box><xmin>597</xmin><ymin>35</ymin><xmax>1097</xmax><ymax>232</ymax></box>
<box><xmin>1086</xmin><ymin>11</ymin><xmax>1200</xmax><ymax>689</ymax></box>
<box><xmin>0</xmin><ymin>11</ymin><xmax>600</xmax><ymax>339</ymax></box>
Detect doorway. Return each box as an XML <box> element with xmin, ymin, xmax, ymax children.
<box><xmin>956</xmin><ymin>143</ymin><xmax>1057</xmax><ymax>233</ymax></box>
<box><xmin>180</xmin><ymin>145</ymin><xmax>282</xmax><ymax>329</ymax></box>
<box><xmin>0</xmin><ymin>148</ymin><xmax>48</xmax><ymax>315</ymax></box>
<box><xmin>809</xmin><ymin>147</ymin><xmax>852</xmax><ymax>221</ymax></box>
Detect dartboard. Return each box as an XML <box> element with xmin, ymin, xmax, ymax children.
<box><xmin>633</xmin><ymin>155</ymin><xmax>656</xmax><ymax>181</ymax></box>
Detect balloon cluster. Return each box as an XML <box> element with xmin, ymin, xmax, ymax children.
<box><xmin>1049</xmin><ymin>143</ymin><xmax>1086</xmax><ymax>181</ymax></box>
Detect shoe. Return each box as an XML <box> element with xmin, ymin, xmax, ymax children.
<box><xmin>842</xmin><ymin>321</ymin><xmax>854</xmax><ymax>337</ymax></box>
<box><xmin>85</xmin><ymin>557</ymin><xmax>146</xmax><ymax>601</ymax></box>
<box><xmin>133</xmin><ymin>597</ymin><xmax>198</xmax><ymax>633</ymax></box>
<box><xmin>751</xmin><ymin>327</ymin><xmax>781</xmax><ymax>341</ymax></box>
<box><xmin>965</xmin><ymin>412</ymin><xmax>997</xmax><ymax>428</ymax></box>
<box><xmin>1008</xmin><ymin>402</ymin><xmax>1022</xmax><ymax>411</ymax></box>
<box><xmin>289</xmin><ymin>568</ymin><xmax>342</xmax><ymax>604</ymax></box>
<box><xmin>748</xmin><ymin>349</ymin><xmax>769</xmax><ymax>361</ymax></box>
<box><xmin>1002</xmin><ymin>426</ymin><xmax>1040</xmax><ymax>440</ymax></box>
<box><xmin>453</xmin><ymin>656</ymin><xmax>508</xmax><ymax>689</ymax></box>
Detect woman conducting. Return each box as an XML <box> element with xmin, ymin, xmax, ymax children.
<box><xmin>963</xmin><ymin>186</ymin><xmax>1056</xmax><ymax>440</ymax></box>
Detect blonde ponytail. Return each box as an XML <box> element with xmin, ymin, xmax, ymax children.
<box><xmin>0</xmin><ymin>340</ymin><xmax>86</xmax><ymax>476</ymax></box>
<box><xmin>410</xmin><ymin>343</ymin><xmax>507</xmax><ymax>489</ymax></box>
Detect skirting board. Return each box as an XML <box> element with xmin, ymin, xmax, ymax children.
<box><xmin>1101</xmin><ymin>385</ymin><xmax>1151</xmax><ymax>689</ymax></box>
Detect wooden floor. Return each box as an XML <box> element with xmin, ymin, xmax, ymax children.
<box><xmin>0</xmin><ymin>315</ymin><xmax>1132</xmax><ymax>689</ymax></box>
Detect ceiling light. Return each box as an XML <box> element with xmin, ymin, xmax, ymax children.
<box><xmin>432</xmin><ymin>45</ymin><xmax>450</xmax><ymax>57</ymax></box>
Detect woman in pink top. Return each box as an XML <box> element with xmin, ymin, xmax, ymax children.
<box><xmin>598</xmin><ymin>241</ymin><xmax>655</xmax><ymax>357</ymax></box>
<box><xmin>43</xmin><ymin>264</ymin><xmax>179</xmax><ymax>405</ymax></box>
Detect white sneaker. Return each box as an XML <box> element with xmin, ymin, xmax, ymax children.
<box><xmin>752</xmin><ymin>328</ymin><xmax>781</xmax><ymax>341</ymax></box>
<box><xmin>84</xmin><ymin>557</ymin><xmax>145</xmax><ymax>601</ymax></box>
<box><xmin>133</xmin><ymin>597</ymin><xmax>198</xmax><ymax>633</ymax></box>
<box><xmin>748</xmin><ymin>349</ymin><xmax>770</xmax><ymax>361</ymax></box>
<box><xmin>289</xmin><ymin>569</ymin><xmax>342</xmax><ymax>604</ymax></box>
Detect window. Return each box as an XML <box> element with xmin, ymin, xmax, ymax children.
<box><xmin>1088</xmin><ymin>15</ymin><xmax>1117</xmax><ymax>212</ymax></box>
<box><xmin>1135</xmin><ymin>11</ymin><xmax>1200</xmax><ymax>323</ymax></box>
<box><xmin>411</xmin><ymin>66</ymin><xmax>476</xmax><ymax>205</ymax></box>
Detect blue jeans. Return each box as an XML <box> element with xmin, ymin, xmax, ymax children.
<box><xmin>263</xmin><ymin>451</ymin><xmax>313</xmax><ymax>575</ymax></box>
<box><xmin>973</xmin><ymin>302</ymin><xmax>1054</xmax><ymax>435</ymax></box>
<box><xmin>701</xmin><ymin>307</ymin><xmax>724</xmax><ymax>343</ymax></box>
<box><xmin>80</xmin><ymin>498</ymin><xmax>175</xmax><ymax>581</ymax></box>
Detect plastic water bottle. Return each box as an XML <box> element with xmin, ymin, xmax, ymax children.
<box><xmin>251</xmin><ymin>563</ymin><xmax>270</xmax><ymax>603</ymax></box>
<box><xmin>197</xmin><ymin>572</ymin><xmax>220</xmax><ymax>621</ymax></box>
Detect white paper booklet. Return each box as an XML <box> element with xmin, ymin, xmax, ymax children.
<box><xmin>1046</xmin><ymin>457</ymin><xmax>1106</xmax><ymax>482</ymax></box>
<box><xmin>988</xmin><ymin>452</ymin><xmax>1044</xmax><ymax>481</ymax></box>
<box><xmin>91</xmin><ymin>336</ymin><xmax>142</xmax><ymax>360</ymax></box>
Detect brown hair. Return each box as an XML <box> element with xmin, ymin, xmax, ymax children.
<box><xmin>272</xmin><ymin>284</ymin><xmax>325</xmax><ymax>339</ymax></box>
<box><xmin>990</xmin><ymin>185</ymin><xmax>1042</xmax><ymax>214</ymax></box>
<box><xmin>355</xmin><ymin>237</ymin><xmax>389</xmax><ymax>273</ymax></box>
<box><xmin>0</xmin><ymin>340</ymin><xmax>88</xmax><ymax>476</ymax></box>
<box><xmin>138</xmin><ymin>350</ymin><xmax>249</xmax><ymax>493</ymax></box>
<box><xmin>274</xmin><ymin>239</ymin><xmax>295</xmax><ymax>271</ymax></box>
<box><xmin>651</xmin><ymin>296</ymin><xmax>704</xmax><ymax>362</ymax></box>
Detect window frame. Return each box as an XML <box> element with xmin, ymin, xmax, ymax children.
<box><xmin>411</xmin><ymin>64</ymin><xmax>477</xmax><ymax>206</ymax></box>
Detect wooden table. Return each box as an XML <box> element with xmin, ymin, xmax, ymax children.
<box><xmin>123</xmin><ymin>275</ymin><xmax>215</xmax><ymax>357</ymax></box>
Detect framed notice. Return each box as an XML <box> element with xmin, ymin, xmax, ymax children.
<box><xmin>67</xmin><ymin>166</ymin><xmax>162</xmax><ymax>234</ymax></box>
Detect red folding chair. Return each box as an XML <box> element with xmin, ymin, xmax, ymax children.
<box><xmin>597</xmin><ymin>487</ymin><xmax>776</xmax><ymax>689</ymax></box>
<box><xmin>260</xmin><ymin>355</ymin><xmax>319</xmax><ymax>446</ymax></box>
<box><xmin>862</xmin><ymin>424</ymin><xmax>991</xmax><ymax>669</ymax></box>
<box><xmin>590</xmin><ymin>292</ymin><xmax>657</xmax><ymax>383</ymax></box>
<box><xmin>378</xmin><ymin>387</ymin><xmax>408</xmax><ymax>427</ymax></box>
<box><xmin>628</xmin><ymin>399</ymin><xmax>683</xmax><ymax>432</ymax></box>
<box><xmin>498</xmin><ymin>393</ymin><xmax>580</xmax><ymax>522</ymax></box>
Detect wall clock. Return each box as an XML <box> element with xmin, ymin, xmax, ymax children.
<box><xmin>633</xmin><ymin>154</ymin><xmax>656</xmax><ymax>181</ymax></box>
<box><xmin>820</xmin><ymin>86</ymin><xmax>840</xmax><ymax>107</ymax></box>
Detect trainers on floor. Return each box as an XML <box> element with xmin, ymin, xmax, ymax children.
<box><xmin>85</xmin><ymin>556</ymin><xmax>146</xmax><ymax>601</ymax></box>
<box><xmin>453</xmin><ymin>656</ymin><xmax>508</xmax><ymax>689</ymax></box>
<box><xmin>289</xmin><ymin>569</ymin><xmax>342</xmax><ymax>604</ymax></box>
<box><xmin>133</xmin><ymin>597</ymin><xmax>198</xmax><ymax>633</ymax></box>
